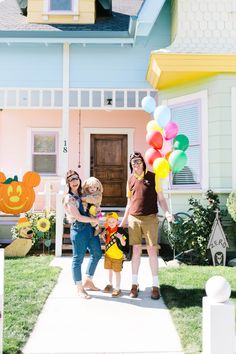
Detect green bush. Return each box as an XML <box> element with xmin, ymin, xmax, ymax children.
<box><xmin>226</xmin><ymin>190</ymin><xmax>236</xmax><ymax>222</ymax></box>
<box><xmin>166</xmin><ymin>190</ymin><xmax>221</xmax><ymax>265</ymax></box>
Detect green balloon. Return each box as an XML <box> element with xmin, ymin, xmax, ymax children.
<box><xmin>169</xmin><ymin>150</ymin><xmax>187</xmax><ymax>173</ymax></box>
<box><xmin>173</xmin><ymin>134</ymin><xmax>189</xmax><ymax>151</ymax></box>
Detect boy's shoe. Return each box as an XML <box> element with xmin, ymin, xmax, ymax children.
<box><xmin>151</xmin><ymin>286</ymin><xmax>160</xmax><ymax>300</ymax></box>
<box><xmin>112</xmin><ymin>289</ymin><xmax>122</xmax><ymax>297</ymax></box>
<box><xmin>129</xmin><ymin>284</ymin><xmax>139</xmax><ymax>298</ymax></box>
<box><xmin>103</xmin><ymin>284</ymin><xmax>113</xmax><ymax>293</ymax></box>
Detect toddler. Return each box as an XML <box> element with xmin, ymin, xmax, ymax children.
<box><xmin>82</xmin><ymin>177</ymin><xmax>103</xmax><ymax>235</ymax></box>
<box><xmin>101</xmin><ymin>212</ymin><xmax>127</xmax><ymax>297</ymax></box>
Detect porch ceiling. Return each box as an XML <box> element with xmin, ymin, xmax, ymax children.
<box><xmin>146</xmin><ymin>53</ymin><xmax>236</xmax><ymax>90</ymax></box>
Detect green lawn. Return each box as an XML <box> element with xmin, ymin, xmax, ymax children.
<box><xmin>3</xmin><ymin>256</ymin><xmax>61</xmax><ymax>354</ymax></box>
<box><xmin>3</xmin><ymin>256</ymin><xmax>236</xmax><ymax>354</ymax></box>
<box><xmin>159</xmin><ymin>265</ymin><xmax>236</xmax><ymax>354</ymax></box>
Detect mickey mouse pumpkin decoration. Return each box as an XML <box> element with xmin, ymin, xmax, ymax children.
<box><xmin>0</xmin><ymin>171</ymin><xmax>41</xmax><ymax>214</ymax></box>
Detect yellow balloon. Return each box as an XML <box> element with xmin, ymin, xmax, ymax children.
<box><xmin>153</xmin><ymin>157</ymin><xmax>170</xmax><ymax>179</ymax></box>
<box><xmin>146</xmin><ymin>120</ymin><xmax>163</xmax><ymax>133</ymax></box>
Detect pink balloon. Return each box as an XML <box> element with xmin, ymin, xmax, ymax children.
<box><xmin>145</xmin><ymin>147</ymin><xmax>162</xmax><ymax>165</ymax></box>
<box><xmin>146</xmin><ymin>131</ymin><xmax>163</xmax><ymax>150</ymax></box>
<box><xmin>160</xmin><ymin>139</ymin><xmax>172</xmax><ymax>156</ymax></box>
<box><xmin>164</xmin><ymin>122</ymin><xmax>179</xmax><ymax>140</ymax></box>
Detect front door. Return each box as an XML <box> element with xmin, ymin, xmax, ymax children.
<box><xmin>90</xmin><ymin>134</ymin><xmax>127</xmax><ymax>207</ymax></box>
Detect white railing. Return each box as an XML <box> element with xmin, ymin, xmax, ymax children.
<box><xmin>0</xmin><ymin>249</ymin><xmax>4</xmax><ymax>354</ymax></box>
<box><xmin>202</xmin><ymin>276</ymin><xmax>236</xmax><ymax>354</ymax></box>
<box><xmin>0</xmin><ymin>88</ymin><xmax>157</xmax><ymax>110</ymax></box>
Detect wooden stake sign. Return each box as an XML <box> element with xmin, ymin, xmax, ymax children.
<box><xmin>207</xmin><ymin>210</ymin><xmax>229</xmax><ymax>266</ymax></box>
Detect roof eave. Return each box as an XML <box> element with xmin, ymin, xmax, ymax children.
<box><xmin>146</xmin><ymin>52</ymin><xmax>236</xmax><ymax>90</ymax></box>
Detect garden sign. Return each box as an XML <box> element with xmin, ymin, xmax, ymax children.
<box><xmin>207</xmin><ymin>211</ymin><xmax>229</xmax><ymax>266</ymax></box>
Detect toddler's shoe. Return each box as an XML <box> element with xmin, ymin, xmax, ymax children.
<box><xmin>112</xmin><ymin>289</ymin><xmax>122</xmax><ymax>297</ymax></box>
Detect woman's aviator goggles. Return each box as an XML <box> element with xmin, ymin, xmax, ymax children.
<box><xmin>67</xmin><ymin>175</ymin><xmax>79</xmax><ymax>182</ymax></box>
<box><xmin>131</xmin><ymin>158</ymin><xmax>143</xmax><ymax>166</ymax></box>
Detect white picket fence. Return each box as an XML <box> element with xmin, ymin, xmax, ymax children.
<box><xmin>202</xmin><ymin>276</ymin><xmax>236</xmax><ymax>354</ymax></box>
<box><xmin>0</xmin><ymin>249</ymin><xmax>4</xmax><ymax>354</ymax></box>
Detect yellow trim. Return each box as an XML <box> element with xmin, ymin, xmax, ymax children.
<box><xmin>146</xmin><ymin>53</ymin><xmax>236</xmax><ymax>89</ymax></box>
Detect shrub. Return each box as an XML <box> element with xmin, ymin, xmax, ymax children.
<box><xmin>165</xmin><ymin>190</ymin><xmax>221</xmax><ymax>265</ymax></box>
<box><xmin>226</xmin><ymin>191</ymin><xmax>236</xmax><ymax>222</ymax></box>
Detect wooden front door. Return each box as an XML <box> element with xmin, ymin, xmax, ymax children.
<box><xmin>90</xmin><ymin>134</ymin><xmax>127</xmax><ymax>207</ymax></box>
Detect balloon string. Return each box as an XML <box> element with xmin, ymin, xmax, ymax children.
<box><xmin>168</xmin><ymin>175</ymin><xmax>173</xmax><ymax>215</ymax></box>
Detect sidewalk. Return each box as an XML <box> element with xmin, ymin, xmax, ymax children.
<box><xmin>23</xmin><ymin>256</ymin><xmax>183</xmax><ymax>354</ymax></box>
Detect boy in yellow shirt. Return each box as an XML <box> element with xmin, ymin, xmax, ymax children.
<box><xmin>101</xmin><ymin>212</ymin><xmax>127</xmax><ymax>297</ymax></box>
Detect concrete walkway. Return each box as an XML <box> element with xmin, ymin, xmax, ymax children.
<box><xmin>23</xmin><ymin>256</ymin><xmax>183</xmax><ymax>354</ymax></box>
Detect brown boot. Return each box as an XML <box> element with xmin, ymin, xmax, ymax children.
<box><xmin>129</xmin><ymin>284</ymin><xmax>139</xmax><ymax>298</ymax></box>
<box><xmin>151</xmin><ymin>286</ymin><xmax>160</xmax><ymax>300</ymax></box>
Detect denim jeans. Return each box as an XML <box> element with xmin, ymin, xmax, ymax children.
<box><xmin>70</xmin><ymin>221</ymin><xmax>102</xmax><ymax>283</ymax></box>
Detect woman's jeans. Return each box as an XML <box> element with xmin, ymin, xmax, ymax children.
<box><xmin>70</xmin><ymin>221</ymin><xmax>102</xmax><ymax>284</ymax></box>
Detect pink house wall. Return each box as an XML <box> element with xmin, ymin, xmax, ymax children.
<box><xmin>0</xmin><ymin>108</ymin><xmax>150</xmax><ymax>211</ymax></box>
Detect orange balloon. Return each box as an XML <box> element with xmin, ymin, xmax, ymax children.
<box><xmin>165</xmin><ymin>151</ymin><xmax>172</xmax><ymax>161</ymax></box>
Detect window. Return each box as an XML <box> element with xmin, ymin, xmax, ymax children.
<box><xmin>32</xmin><ymin>132</ymin><xmax>58</xmax><ymax>175</ymax></box>
<box><xmin>170</xmin><ymin>100</ymin><xmax>201</xmax><ymax>188</ymax></box>
<box><xmin>49</xmin><ymin>0</ymin><xmax>72</xmax><ymax>11</ymax></box>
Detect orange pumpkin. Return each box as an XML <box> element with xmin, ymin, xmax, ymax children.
<box><xmin>0</xmin><ymin>171</ymin><xmax>41</xmax><ymax>215</ymax></box>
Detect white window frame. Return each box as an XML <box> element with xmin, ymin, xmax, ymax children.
<box><xmin>231</xmin><ymin>87</ymin><xmax>236</xmax><ymax>189</ymax></box>
<box><xmin>27</xmin><ymin>128</ymin><xmax>62</xmax><ymax>177</ymax></box>
<box><xmin>162</xmin><ymin>90</ymin><xmax>209</xmax><ymax>193</ymax></box>
<box><xmin>44</xmin><ymin>0</ymin><xmax>79</xmax><ymax>15</ymax></box>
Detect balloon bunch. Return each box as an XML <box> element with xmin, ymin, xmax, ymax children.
<box><xmin>141</xmin><ymin>96</ymin><xmax>189</xmax><ymax>179</ymax></box>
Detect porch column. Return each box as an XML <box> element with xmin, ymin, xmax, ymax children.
<box><xmin>55</xmin><ymin>42</ymin><xmax>70</xmax><ymax>257</ymax></box>
<box><xmin>62</xmin><ymin>41</ymin><xmax>70</xmax><ymax>173</ymax></box>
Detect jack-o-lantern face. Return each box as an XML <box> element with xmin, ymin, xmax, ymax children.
<box><xmin>0</xmin><ymin>171</ymin><xmax>41</xmax><ymax>215</ymax></box>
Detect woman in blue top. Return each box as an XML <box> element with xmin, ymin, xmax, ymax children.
<box><xmin>63</xmin><ymin>170</ymin><xmax>102</xmax><ymax>299</ymax></box>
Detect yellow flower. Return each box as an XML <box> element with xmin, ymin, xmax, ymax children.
<box><xmin>36</xmin><ymin>218</ymin><xmax>50</xmax><ymax>232</ymax></box>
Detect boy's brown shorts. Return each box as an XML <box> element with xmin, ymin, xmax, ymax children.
<box><xmin>128</xmin><ymin>214</ymin><xmax>159</xmax><ymax>246</ymax></box>
<box><xmin>104</xmin><ymin>254</ymin><xmax>124</xmax><ymax>272</ymax></box>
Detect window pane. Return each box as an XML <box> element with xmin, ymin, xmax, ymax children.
<box><xmin>50</xmin><ymin>0</ymin><xmax>71</xmax><ymax>11</ymax></box>
<box><xmin>92</xmin><ymin>91</ymin><xmax>101</xmax><ymax>107</ymax></box>
<box><xmin>172</xmin><ymin>147</ymin><xmax>200</xmax><ymax>185</ymax></box>
<box><xmin>81</xmin><ymin>91</ymin><xmax>90</xmax><ymax>107</ymax></box>
<box><xmin>34</xmin><ymin>135</ymin><xmax>56</xmax><ymax>153</ymax></box>
<box><xmin>115</xmin><ymin>91</ymin><xmax>124</xmax><ymax>107</ymax></box>
<box><xmin>127</xmin><ymin>91</ymin><xmax>136</xmax><ymax>107</ymax></box>
<box><xmin>33</xmin><ymin>155</ymin><xmax>56</xmax><ymax>174</ymax></box>
<box><xmin>171</xmin><ymin>101</ymin><xmax>201</xmax><ymax>186</ymax></box>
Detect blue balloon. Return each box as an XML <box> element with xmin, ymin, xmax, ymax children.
<box><xmin>141</xmin><ymin>96</ymin><xmax>156</xmax><ymax>114</ymax></box>
<box><xmin>154</xmin><ymin>105</ymin><xmax>171</xmax><ymax>128</ymax></box>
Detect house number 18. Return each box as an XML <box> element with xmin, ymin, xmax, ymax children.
<box><xmin>63</xmin><ymin>140</ymin><xmax>68</xmax><ymax>153</ymax></box>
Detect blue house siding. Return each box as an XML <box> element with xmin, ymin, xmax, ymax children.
<box><xmin>0</xmin><ymin>1</ymin><xmax>170</xmax><ymax>89</ymax></box>
<box><xmin>0</xmin><ymin>44</ymin><xmax>63</xmax><ymax>88</ymax></box>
